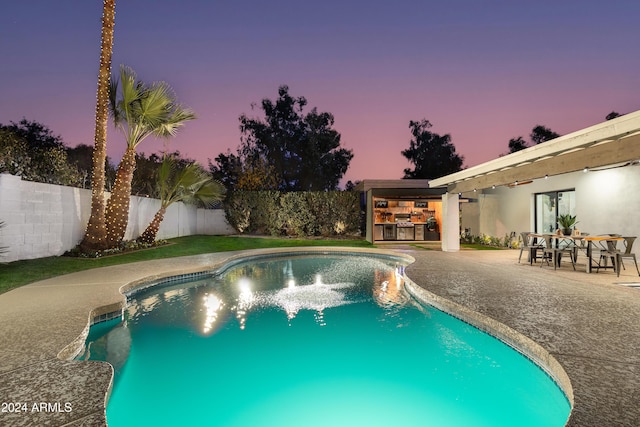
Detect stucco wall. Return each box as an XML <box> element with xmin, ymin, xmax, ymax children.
<box><xmin>576</xmin><ymin>166</ymin><xmax>640</xmax><ymax>237</ymax></box>
<box><xmin>0</xmin><ymin>174</ymin><xmax>234</xmax><ymax>262</ymax></box>
<box><xmin>463</xmin><ymin>166</ymin><xmax>640</xmax><ymax>242</ymax></box>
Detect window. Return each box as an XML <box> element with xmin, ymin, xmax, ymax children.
<box><xmin>535</xmin><ymin>190</ymin><xmax>575</xmax><ymax>233</ymax></box>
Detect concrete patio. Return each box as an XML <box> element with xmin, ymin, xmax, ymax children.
<box><xmin>0</xmin><ymin>247</ymin><xmax>638</xmax><ymax>426</ymax></box>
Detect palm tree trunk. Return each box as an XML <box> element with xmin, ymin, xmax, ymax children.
<box><xmin>105</xmin><ymin>146</ymin><xmax>136</xmax><ymax>247</ymax></box>
<box><xmin>137</xmin><ymin>206</ymin><xmax>167</xmax><ymax>244</ymax></box>
<box><xmin>79</xmin><ymin>0</ymin><xmax>116</xmax><ymax>251</ymax></box>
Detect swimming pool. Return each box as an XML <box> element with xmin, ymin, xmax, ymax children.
<box><xmin>80</xmin><ymin>253</ymin><xmax>570</xmax><ymax>426</ymax></box>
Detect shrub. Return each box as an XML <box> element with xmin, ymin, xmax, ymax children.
<box><xmin>461</xmin><ymin>232</ymin><xmax>518</xmax><ymax>248</ymax></box>
<box><xmin>224</xmin><ymin>190</ymin><xmax>361</xmax><ymax>238</ymax></box>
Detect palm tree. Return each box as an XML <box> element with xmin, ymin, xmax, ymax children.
<box><xmin>105</xmin><ymin>65</ymin><xmax>196</xmax><ymax>247</ymax></box>
<box><xmin>79</xmin><ymin>0</ymin><xmax>116</xmax><ymax>251</ymax></box>
<box><xmin>137</xmin><ymin>155</ymin><xmax>225</xmax><ymax>244</ymax></box>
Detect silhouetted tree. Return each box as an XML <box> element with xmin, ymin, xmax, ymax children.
<box><xmin>401</xmin><ymin>119</ymin><xmax>464</xmax><ymax>179</ymax></box>
<box><xmin>2</xmin><ymin>119</ymin><xmax>65</xmax><ymax>150</ymax></box>
<box><xmin>209</xmin><ymin>150</ymin><xmax>279</xmax><ymax>191</ymax></box>
<box><xmin>506</xmin><ymin>124</ymin><xmax>561</xmax><ymax>154</ymax></box>
<box><xmin>507</xmin><ymin>136</ymin><xmax>528</xmax><ymax>153</ymax></box>
<box><xmin>67</xmin><ymin>144</ymin><xmax>116</xmax><ymax>189</ymax></box>
<box><xmin>530</xmin><ymin>125</ymin><xmax>560</xmax><ymax>145</ymax></box>
<box><xmin>220</xmin><ymin>85</ymin><xmax>353</xmax><ymax>191</ymax></box>
<box><xmin>344</xmin><ymin>180</ymin><xmax>360</xmax><ymax>191</ymax></box>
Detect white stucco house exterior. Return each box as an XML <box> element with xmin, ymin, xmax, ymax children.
<box><xmin>430</xmin><ymin>110</ymin><xmax>640</xmax><ymax>251</ymax></box>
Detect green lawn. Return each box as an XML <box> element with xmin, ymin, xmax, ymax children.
<box><xmin>0</xmin><ymin>235</ymin><xmax>373</xmax><ymax>295</ymax></box>
<box><xmin>460</xmin><ymin>243</ymin><xmax>506</xmax><ymax>250</ymax></box>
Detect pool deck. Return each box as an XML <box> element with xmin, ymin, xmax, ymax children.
<box><xmin>0</xmin><ymin>246</ymin><xmax>638</xmax><ymax>426</ymax></box>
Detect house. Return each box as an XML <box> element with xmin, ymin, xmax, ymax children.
<box><xmin>429</xmin><ymin>110</ymin><xmax>640</xmax><ymax>251</ymax></box>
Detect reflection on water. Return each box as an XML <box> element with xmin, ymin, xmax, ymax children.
<box><xmin>195</xmin><ymin>257</ymin><xmax>410</xmax><ymax>330</ymax></box>
<box><xmin>372</xmin><ymin>265</ymin><xmax>411</xmax><ymax>309</ymax></box>
<box><xmin>203</xmin><ymin>292</ymin><xmax>222</xmax><ymax>334</ymax></box>
<box><xmin>121</xmin><ymin>256</ymin><xmax>412</xmax><ymax>335</ymax></box>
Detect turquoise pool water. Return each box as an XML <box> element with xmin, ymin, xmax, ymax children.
<box><xmin>80</xmin><ymin>254</ymin><xmax>570</xmax><ymax>426</ymax></box>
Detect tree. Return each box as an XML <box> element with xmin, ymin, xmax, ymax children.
<box><xmin>0</xmin><ymin>127</ymin><xmax>30</xmax><ymax>178</ymax></box>
<box><xmin>80</xmin><ymin>0</ymin><xmax>116</xmax><ymax>251</ymax></box>
<box><xmin>232</xmin><ymin>85</ymin><xmax>353</xmax><ymax>191</ymax></box>
<box><xmin>131</xmin><ymin>151</ymin><xmax>195</xmax><ymax>196</ymax></box>
<box><xmin>506</xmin><ymin>125</ymin><xmax>561</xmax><ymax>154</ymax></box>
<box><xmin>507</xmin><ymin>136</ymin><xmax>528</xmax><ymax>153</ymax></box>
<box><xmin>66</xmin><ymin>144</ymin><xmax>116</xmax><ymax>189</ymax></box>
<box><xmin>130</xmin><ymin>152</ymin><xmax>163</xmax><ymax>196</ymax></box>
<box><xmin>104</xmin><ymin>65</ymin><xmax>196</xmax><ymax>247</ymax></box>
<box><xmin>401</xmin><ymin>119</ymin><xmax>464</xmax><ymax>179</ymax></box>
<box><xmin>210</xmin><ymin>150</ymin><xmax>279</xmax><ymax>191</ymax></box>
<box><xmin>137</xmin><ymin>155</ymin><xmax>225</xmax><ymax>243</ymax></box>
<box><xmin>530</xmin><ymin>125</ymin><xmax>560</xmax><ymax>145</ymax></box>
<box><xmin>344</xmin><ymin>180</ymin><xmax>360</xmax><ymax>191</ymax></box>
<box><xmin>2</xmin><ymin>119</ymin><xmax>65</xmax><ymax>150</ymax></box>
<box><xmin>0</xmin><ymin>120</ymin><xmax>82</xmax><ymax>186</ymax></box>
<box><xmin>209</xmin><ymin>151</ymin><xmax>241</xmax><ymax>189</ymax></box>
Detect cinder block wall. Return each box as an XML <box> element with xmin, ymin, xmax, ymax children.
<box><xmin>0</xmin><ymin>173</ymin><xmax>234</xmax><ymax>262</ymax></box>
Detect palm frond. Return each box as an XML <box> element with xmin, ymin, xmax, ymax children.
<box><xmin>192</xmin><ymin>180</ymin><xmax>226</xmax><ymax>208</ymax></box>
<box><xmin>154</xmin><ymin>104</ymin><xmax>197</xmax><ymax>138</ymax></box>
<box><xmin>156</xmin><ymin>154</ymin><xmax>179</xmax><ymax>204</ymax></box>
<box><xmin>108</xmin><ymin>76</ymin><xmax>122</xmax><ymax>126</ymax></box>
<box><xmin>155</xmin><ymin>156</ymin><xmax>224</xmax><ymax>208</ymax></box>
<box><xmin>110</xmin><ymin>65</ymin><xmax>196</xmax><ymax>149</ymax></box>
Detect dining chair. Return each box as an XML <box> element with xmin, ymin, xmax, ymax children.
<box><xmin>519</xmin><ymin>232</ymin><xmax>543</xmax><ymax>265</ymax></box>
<box><xmin>540</xmin><ymin>235</ymin><xmax>576</xmax><ymax>270</ymax></box>
<box><xmin>596</xmin><ymin>240</ymin><xmax>619</xmax><ymax>273</ymax></box>
<box><xmin>616</xmin><ymin>236</ymin><xmax>640</xmax><ymax>277</ymax></box>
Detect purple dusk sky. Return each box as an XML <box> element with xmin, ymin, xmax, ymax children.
<box><xmin>2</xmin><ymin>1</ymin><xmax>639</xmax><ymax>185</ymax></box>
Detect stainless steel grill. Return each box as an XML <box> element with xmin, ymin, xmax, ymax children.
<box><xmin>395</xmin><ymin>214</ymin><xmax>412</xmax><ymax>227</ymax></box>
<box><xmin>396</xmin><ymin>222</ymin><xmax>415</xmax><ymax>228</ymax></box>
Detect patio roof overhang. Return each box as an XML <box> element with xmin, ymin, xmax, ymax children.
<box><xmin>429</xmin><ymin>110</ymin><xmax>640</xmax><ymax>194</ymax></box>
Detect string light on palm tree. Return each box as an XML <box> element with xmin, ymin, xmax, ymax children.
<box><xmin>79</xmin><ymin>0</ymin><xmax>116</xmax><ymax>251</ymax></box>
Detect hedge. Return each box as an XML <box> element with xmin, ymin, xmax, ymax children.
<box><xmin>224</xmin><ymin>191</ymin><xmax>362</xmax><ymax>237</ymax></box>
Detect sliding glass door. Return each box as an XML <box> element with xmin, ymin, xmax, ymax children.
<box><xmin>535</xmin><ymin>190</ymin><xmax>575</xmax><ymax>233</ymax></box>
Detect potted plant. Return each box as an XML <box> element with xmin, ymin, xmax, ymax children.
<box><xmin>557</xmin><ymin>214</ymin><xmax>578</xmax><ymax>236</ymax></box>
